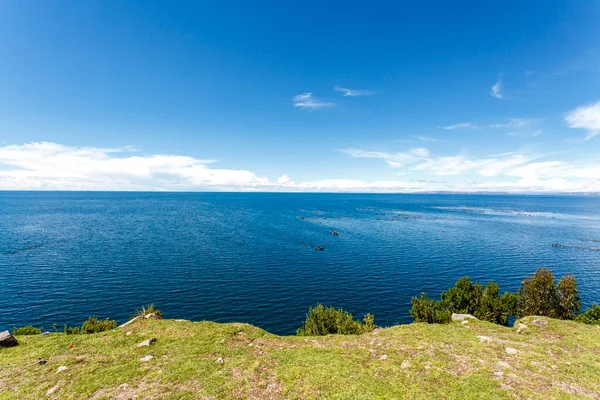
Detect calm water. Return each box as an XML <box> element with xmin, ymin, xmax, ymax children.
<box><xmin>1</xmin><ymin>192</ymin><xmax>599</xmax><ymax>335</ymax></box>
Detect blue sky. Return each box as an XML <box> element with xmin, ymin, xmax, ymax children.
<box><xmin>0</xmin><ymin>0</ymin><xmax>599</xmax><ymax>192</ymax></box>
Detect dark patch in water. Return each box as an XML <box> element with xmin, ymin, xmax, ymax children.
<box><xmin>552</xmin><ymin>243</ymin><xmax>600</xmax><ymax>252</ymax></box>
<box><xmin>3</xmin><ymin>245</ymin><xmax>42</xmax><ymax>255</ymax></box>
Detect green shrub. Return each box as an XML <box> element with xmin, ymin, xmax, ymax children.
<box><xmin>474</xmin><ymin>282</ymin><xmax>506</xmax><ymax>325</ymax></box>
<box><xmin>518</xmin><ymin>268</ymin><xmax>559</xmax><ymax>318</ymax></box>
<box><xmin>81</xmin><ymin>316</ymin><xmax>117</xmax><ymax>334</ymax></box>
<box><xmin>64</xmin><ymin>316</ymin><xmax>117</xmax><ymax>335</ymax></box>
<box><xmin>296</xmin><ymin>303</ymin><xmax>375</xmax><ymax>336</ymax></box>
<box><xmin>575</xmin><ymin>304</ymin><xmax>600</xmax><ymax>325</ymax></box>
<box><xmin>410</xmin><ymin>293</ymin><xmax>451</xmax><ymax>324</ymax></box>
<box><xmin>440</xmin><ymin>277</ymin><xmax>482</xmax><ymax>315</ymax></box>
<box><xmin>500</xmin><ymin>292</ymin><xmax>519</xmax><ymax>317</ymax></box>
<box><xmin>517</xmin><ymin>268</ymin><xmax>581</xmax><ymax>320</ymax></box>
<box><xmin>135</xmin><ymin>303</ymin><xmax>163</xmax><ymax>319</ymax></box>
<box><xmin>412</xmin><ymin>278</ymin><xmax>516</xmax><ymax>326</ymax></box>
<box><xmin>12</xmin><ymin>326</ymin><xmax>42</xmax><ymax>335</ymax></box>
<box><xmin>64</xmin><ymin>324</ymin><xmax>80</xmax><ymax>335</ymax></box>
<box><xmin>556</xmin><ymin>275</ymin><xmax>581</xmax><ymax>320</ymax></box>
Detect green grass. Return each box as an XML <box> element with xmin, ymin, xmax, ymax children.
<box><xmin>2</xmin><ymin>316</ymin><xmax>600</xmax><ymax>399</ymax></box>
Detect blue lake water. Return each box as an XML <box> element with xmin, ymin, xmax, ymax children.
<box><xmin>1</xmin><ymin>192</ymin><xmax>599</xmax><ymax>335</ymax></box>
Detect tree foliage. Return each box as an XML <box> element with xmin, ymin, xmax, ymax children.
<box><xmin>296</xmin><ymin>303</ymin><xmax>375</xmax><ymax>336</ymax></box>
<box><xmin>517</xmin><ymin>268</ymin><xmax>581</xmax><ymax>320</ymax></box>
<box><xmin>575</xmin><ymin>304</ymin><xmax>600</xmax><ymax>325</ymax></box>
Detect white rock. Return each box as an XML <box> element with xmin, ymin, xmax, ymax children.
<box><xmin>47</xmin><ymin>384</ymin><xmax>59</xmax><ymax>395</ymax></box>
<box><xmin>461</xmin><ymin>320</ymin><xmax>469</xmax><ymax>325</ymax></box>
<box><xmin>505</xmin><ymin>347</ymin><xmax>518</xmax><ymax>355</ymax></box>
<box><xmin>516</xmin><ymin>323</ymin><xmax>528</xmax><ymax>333</ymax></box>
<box><xmin>139</xmin><ymin>355</ymin><xmax>153</xmax><ymax>362</ymax></box>
<box><xmin>498</xmin><ymin>361</ymin><xmax>512</xmax><ymax>368</ymax></box>
<box><xmin>379</xmin><ymin>354</ymin><xmax>387</xmax><ymax>360</ymax></box>
<box><xmin>452</xmin><ymin>313</ymin><xmax>477</xmax><ymax>321</ymax></box>
<box><xmin>215</xmin><ymin>357</ymin><xmax>224</xmax><ymax>364</ymax></box>
<box><xmin>401</xmin><ymin>360</ymin><xmax>411</xmax><ymax>369</ymax></box>
<box><xmin>136</xmin><ymin>338</ymin><xmax>157</xmax><ymax>347</ymax></box>
<box><xmin>118</xmin><ymin>316</ymin><xmax>142</xmax><ymax>328</ymax></box>
<box><xmin>126</xmin><ymin>331</ymin><xmax>132</xmax><ymax>336</ymax></box>
<box><xmin>56</xmin><ymin>366</ymin><xmax>68</xmax><ymax>373</ymax></box>
<box><xmin>477</xmin><ymin>336</ymin><xmax>493</xmax><ymax>343</ymax></box>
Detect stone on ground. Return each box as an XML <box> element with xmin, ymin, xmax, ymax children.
<box><xmin>505</xmin><ymin>347</ymin><xmax>518</xmax><ymax>355</ymax></box>
<box><xmin>139</xmin><ymin>355</ymin><xmax>153</xmax><ymax>362</ymax></box>
<box><xmin>452</xmin><ymin>313</ymin><xmax>477</xmax><ymax>321</ymax></box>
<box><xmin>136</xmin><ymin>338</ymin><xmax>157</xmax><ymax>347</ymax></box>
<box><xmin>0</xmin><ymin>331</ymin><xmax>18</xmax><ymax>347</ymax></box>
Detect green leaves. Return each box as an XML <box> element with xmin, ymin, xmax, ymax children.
<box><xmin>296</xmin><ymin>303</ymin><xmax>376</xmax><ymax>336</ymax></box>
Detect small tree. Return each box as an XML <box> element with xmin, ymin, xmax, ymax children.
<box><xmin>13</xmin><ymin>326</ymin><xmax>42</xmax><ymax>335</ymax></box>
<box><xmin>81</xmin><ymin>316</ymin><xmax>117</xmax><ymax>334</ymax></box>
<box><xmin>440</xmin><ymin>277</ymin><xmax>481</xmax><ymax>315</ymax></box>
<box><xmin>575</xmin><ymin>304</ymin><xmax>600</xmax><ymax>325</ymax></box>
<box><xmin>410</xmin><ymin>293</ymin><xmax>451</xmax><ymax>324</ymax></box>
<box><xmin>475</xmin><ymin>282</ymin><xmax>506</xmax><ymax>325</ymax></box>
<box><xmin>296</xmin><ymin>303</ymin><xmax>375</xmax><ymax>336</ymax></box>
<box><xmin>556</xmin><ymin>275</ymin><xmax>581</xmax><ymax>320</ymax></box>
<box><xmin>518</xmin><ymin>268</ymin><xmax>559</xmax><ymax>318</ymax></box>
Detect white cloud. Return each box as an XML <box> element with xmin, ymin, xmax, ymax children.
<box><xmin>1</xmin><ymin>142</ymin><xmax>599</xmax><ymax>194</ymax></box>
<box><xmin>489</xmin><ymin>118</ymin><xmax>535</xmax><ymax>129</ymax></box>
<box><xmin>333</xmin><ymin>86</ymin><xmax>374</xmax><ymax>97</ymax></box>
<box><xmin>565</xmin><ymin>101</ymin><xmax>600</xmax><ymax>140</ymax></box>
<box><xmin>442</xmin><ymin>122</ymin><xmax>479</xmax><ymax>130</ymax></box>
<box><xmin>342</xmin><ymin>146</ymin><xmax>600</xmax><ymax>191</ymax></box>
<box><xmin>491</xmin><ymin>77</ymin><xmax>503</xmax><ymax>99</ymax></box>
<box><xmin>292</xmin><ymin>93</ymin><xmax>334</xmax><ymax>109</ymax></box>
<box><xmin>415</xmin><ymin>136</ymin><xmax>438</xmax><ymax>142</ymax></box>
<box><xmin>0</xmin><ymin>142</ymin><xmax>270</xmax><ymax>191</ymax></box>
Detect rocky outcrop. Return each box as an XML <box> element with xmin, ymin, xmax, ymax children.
<box><xmin>330</xmin><ymin>230</ymin><xmax>340</xmax><ymax>236</ymax></box>
<box><xmin>118</xmin><ymin>316</ymin><xmax>142</xmax><ymax>328</ymax></box>
<box><xmin>451</xmin><ymin>313</ymin><xmax>477</xmax><ymax>321</ymax></box>
<box><xmin>0</xmin><ymin>331</ymin><xmax>18</xmax><ymax>347</ymax></box>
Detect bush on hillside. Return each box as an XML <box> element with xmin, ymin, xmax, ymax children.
<box><xmin>64</xmin><ymin>316</ymin><xmax>117</xmax><ymax>335</ymax></box>
<box><xmin>135</xmin><ymin>303</ymin><xmax>163</xmax><ymax>319</ymax></box>
<box><xmin>517</xmin><ymin>268</ymin><xmax>581</xmax><ymax>319</ymax></box>
<box><xmin>557</xmin><ymin>275</ymin><xmax>581</xmax><ymax>320</ymax></box>
<box><xmin>296</xmin><ymin>303</ymin><xmax>375</xmax><ymax>336</ymax></box>
<box><xmin>13</xmin><ymin>326</ymin><xmax>42</xmax><ymax>335</ymax></box>
<box><xmin>440</xmin><ymin>277</ymin><xmax>482</xmax><ymax>315</ymax></box>
<box><xmin>411</xmin><ymin>277</ymin><xmax>516</xmax><ymax>326</ymax></box>
<box><xmin>575</xmin><ymin>304</ymin><xmax>600</xmax><ymax>325</ymax></box>
<box><xmin>474</xmin><ymin>282</ymin><xmax>507</xmax><ymax>325</ymax></box>
<box><xmin>518</xmin><ymin>268</ymin><xmax>558</xmax><ymax>318</ymax></box>
<box><xmin>64</xmin><ymin>324</ymin><xmax>80</xmax><ymax>335</ymax></box>
<box><xmin>410</xmin><ymin>293</ymin><xmax>451</xmax><ymax>324</ymax></box>
<box><xmin>81</xmin><ymin>316</ymin><xmax>117</xmax><ymax>334</ymax></box>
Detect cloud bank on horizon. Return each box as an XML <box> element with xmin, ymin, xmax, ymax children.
<box><xmin>1</xmin><ymin>134</ymin><xmax>599</xmax><ymax>193</ymax></box>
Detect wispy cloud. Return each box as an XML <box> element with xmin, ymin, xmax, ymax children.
<box><xmin>342</xmin><ymin>146</ymin><xmax>600</xmax><ymax>192</ymax></box>
<box><xmin>415</xmin><ymin>136</ymin><xmax>438</xmax><ymax>142</ymax></box>
<box><xmin>491</xmin><ymin>76</ymin><xmax>504</xmax><ymax>99</ymax></box>
<box><xmin>443</xmin><ymin>118</ymin><xmax>541</xmax><ymax>136</ymax></box>
<box><xmin>333</xmin><ymin>86</ymin><xmax>375</xmax><ymax>97</ymax></box>
<box><xmin>565</xmin><ymin>101</ymin><xmax>600</xmax><ymax>140</ymax></box>
<box><xmin>293</xmin><ymin>93</ymin><xmax>334</xmax><ymax>110</ymax></box>
<box><xmin>442</xmin><ymin>122</ymin><xmax>479</xmax><ymax>130</ymax></box>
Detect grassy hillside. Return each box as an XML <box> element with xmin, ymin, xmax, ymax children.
<box><xmin>1</xmin><ymin>316</ymin><xmax>599</xmax><ymax>399</ymax></box>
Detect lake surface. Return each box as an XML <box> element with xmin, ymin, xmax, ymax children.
<box><xmin>1</xmin><ymin>192</ymin><xmax>599</xmax><ymax>335</ymax></box>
